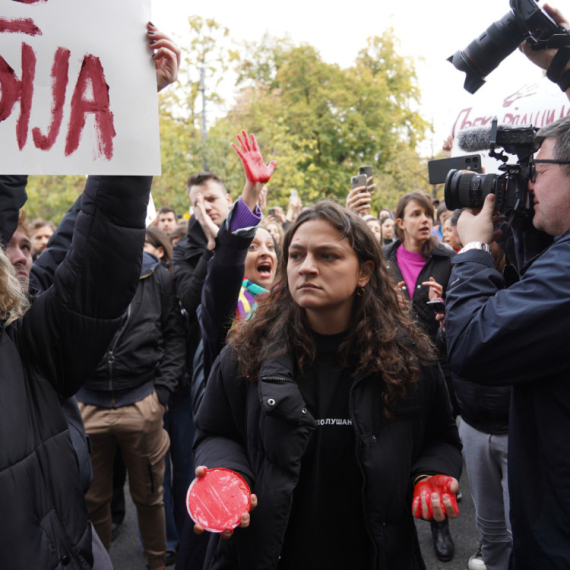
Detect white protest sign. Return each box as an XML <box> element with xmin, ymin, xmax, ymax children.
<box><xmin>449</xmin><ymin>77</ymin><xmax>570</xmax><ymax>173</ymax></box>
<box><xmin>0</xmin><ymin>0</ymin><xmax>161</xmax><ymax>175</ymax></box>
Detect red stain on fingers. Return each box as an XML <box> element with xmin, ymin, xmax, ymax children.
<box><xmin>0</xmin><ymin>18</ymin><xmax>42</xmax><ymax>36</ymax></box>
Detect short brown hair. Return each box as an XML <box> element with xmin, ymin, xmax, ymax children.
<box><xmin>186</xmin><ymin>172</ymin><xmax>226</xmax><ymax>194</ymax></box>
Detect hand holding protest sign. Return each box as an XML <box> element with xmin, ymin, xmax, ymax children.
<box><xmin>0</xmin><ymin>0</ymin><xmax>162</xmax><ymax>175</ymax></box>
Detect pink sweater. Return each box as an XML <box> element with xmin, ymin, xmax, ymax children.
<box><xmin>396</xmin><ymin>244</ymin><xmax>427</xmax><ymax>300</ymax></box>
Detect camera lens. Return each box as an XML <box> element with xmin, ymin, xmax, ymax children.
<box><xmin>444</xmin><ymin>170</ymin><xmax>500</xmax><ymax>210</ymax></box>
<box><xmin>448</xmin><ymin>11</ymin><xmax>525</xmax><ymax>93</ymax></box>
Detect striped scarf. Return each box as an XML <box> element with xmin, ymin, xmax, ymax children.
<box><xmin>236</xmin><ymin>279</ymin><xmax>268</xmax><ymax>323</ymax></box>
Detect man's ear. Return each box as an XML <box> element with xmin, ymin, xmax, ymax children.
<box><xmin>358</xmin><ymin>260</ymin><xmax>375</xmax><ymax>287</ymax></box>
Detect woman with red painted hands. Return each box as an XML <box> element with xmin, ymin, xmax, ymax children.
<box><xmin>190</xmin><ymin>188</ymin><xmax>461</xmax><ymax>569</ymax></box>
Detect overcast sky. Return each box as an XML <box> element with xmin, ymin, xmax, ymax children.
<box><xmin>151</xmin><ymin>0</ymin><xmax>565</xmax><ymax>155</ymax></box>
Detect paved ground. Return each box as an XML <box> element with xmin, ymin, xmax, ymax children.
<box><xmin>109</xmin><ymin>462</ymin><xmax>480</xmax><ymax>570</ymax></box>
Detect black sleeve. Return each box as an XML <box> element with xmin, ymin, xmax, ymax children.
<box><xmin>200</xmin><ymin>223</ymin><xmax>255</xmax><ymax>379</ymax></box>
<box><xmin>0</xmin><ymin>175</ymin><xmax>28</xmax><ymax>246</ymax></box>
<box><xmin>193</xmin><ymin>347</ymin><xmax>255</xmax><ymax>485</ymax></box>
<box><xmin>172</xmin><ymin>218</ymin><xmax>212</xmax><ymax>316</ymax></box>
<box><xmin>445</xmin><ymin>244</ymin><xmax>570</xmax><ymax>385</ymax></box>
<box><xmin>30</xmin><ymin>195</ymin><xmax>82</xmax><ymax>293</ymax></box>
<box><xmin>13</xmin><ymin>175</ymin><xmax>151</xmax><ymax>397</ymax></box>
<box><xmin>154</xmin><ymin>267</ymin><xmax>188</xmax><ymax>406</ymax></box>
<box><xmin>410</xmin><ymin>364</ymin><xmax>463</xmax><ymax>484</ymax></box>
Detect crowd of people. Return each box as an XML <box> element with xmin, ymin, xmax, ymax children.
<box><xmin>2</xmin><ymin>4</ymin><xmax>570</xmax><ymax>570</ymax></box>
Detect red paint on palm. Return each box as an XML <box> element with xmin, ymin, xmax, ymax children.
<box><xmin>186</xmin><ymin>468</ymin><xmax>251</xmax><ymax>533</ymax></box>
<box><xmin>65</xmin><ymin>55</ymin><xmax>116</xmax><ymax>159</ymax></box>
<box><xmin>0</xmin><ymin>18</ymin><xmax>42</xmax><ymax>36</ymax></box>
<box><xmin>32</xmin><ymin>47</ymin><xmax>69</xmax><ymax>150</ymax></box>
<box><xmin>231</xmin><ymin>129</ymin><xmax>276</xmax><ymax>184</ymax></box>
<box><xmin>412</xmin><ymin>474</ymin><xmax>459</xmax><ymax>519</ymax></box>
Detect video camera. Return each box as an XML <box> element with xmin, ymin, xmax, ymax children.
<box><xmin>449</xmin><ymin>0</ymin><xmax>570</xmax><ymax>94</ymax></box>
<box><xmin>444</xmin><ymin>119</ymin><xmax>539</xmax><ymax>227</ymax></box>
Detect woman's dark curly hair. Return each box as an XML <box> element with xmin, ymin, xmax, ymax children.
<box><xmin>229</xmin><ymin>200</ymin><xmax>435</xmax><ymax>414</ymax></box>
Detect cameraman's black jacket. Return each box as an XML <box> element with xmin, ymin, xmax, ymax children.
<box><xmin>446</xmin><ymin>237</ymin><xmax>570</xmax><ymax>569</ymax></box>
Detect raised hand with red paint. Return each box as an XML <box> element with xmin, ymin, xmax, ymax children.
<box><xmin>147</xmin><ymin>22</ymin><xmax>181</xmax><ymax>92</ymax></box>
<box><xmin>232</xmin><ymin>130</ymin><xmax>277</xmax><ymax>213</ymax></box>
<box><xmin>412</xmin><ymin>474</ymin><xmax>459</xmax><ymax>522</ymax></box>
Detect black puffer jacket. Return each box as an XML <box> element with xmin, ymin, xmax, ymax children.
<box><xmin>0</xmin><ymin>174</ymin><xmax>150</xmax><ymax>570</ymax></box>
<box><xmin>383</xmin><ymin>240</ymin><xmax>455</xmax><ymax>341</ymax></box>
<box><xmin>194</xmin><ymin>345</ymin><xmax>462</xmax><ymax>570</ymax></box>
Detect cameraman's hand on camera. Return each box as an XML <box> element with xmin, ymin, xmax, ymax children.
<box><xmin>457</xmin><ymin>194</ymin><xmax>495</xmax><ymax>246</ymax></box>
<box><xmin>519</xmin><ymin>4</ymin><xmax>570</xmax><ymax>75</ymax></box>
<box><xmin>346</xmin><ymin>187</ymin><xmax>372</xmax><ymax>216</ymax></box>
<box><xmin>232</xmin><ymin>130</ymin><xmax>277</xmax><ymax>213</ymax></box>
<box><xmin>147</xmin><ymin>23</ymin><xmax>182</xmax><ymax>92</ymax></box>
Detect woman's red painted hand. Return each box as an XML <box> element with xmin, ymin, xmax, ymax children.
<box><xmin>412</xmin><ymin>474</ymin><xmax>459</xmax><ymax>522</ymax></box>
<box><xmin>231</xmin><ymin>130</ymin><xmax>277</xmax><ymax>184</ymax></box>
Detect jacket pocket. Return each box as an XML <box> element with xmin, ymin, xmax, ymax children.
<box><xmin>39</xmin><ymin>509</ymin><xmax>82</xmax><ymax>570</ymax></box>
<box><xmin>259</xmin><ymin>377</ymin><xmax>313</xmax><ymax>425</ymax></box>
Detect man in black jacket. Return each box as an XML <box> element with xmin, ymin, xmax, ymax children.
<box><xmin>446</xmin><ymin>114</ymin><xmax>570</xmax><ymax>569</ymax></box>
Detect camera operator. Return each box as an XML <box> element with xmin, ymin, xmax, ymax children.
<box><xmin>445</xmin><ymin>114</ymin><xmax>570</xmax><ymax>568</ymax></box>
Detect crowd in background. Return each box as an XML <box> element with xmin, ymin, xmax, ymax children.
<box><xmin>3</xmin><ymin>4</ymin><xmax>570</xmax><ymax>570</ymax></box>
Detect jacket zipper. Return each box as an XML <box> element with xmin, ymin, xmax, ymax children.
<box><xmin>107</xmin><ymin>304</ymin><xmax>131</xmax><ymax>406</ymax></box>
<box><xmin>349</xmin><ymin>374</ymin><xmax>379</xmax><ymax>568</ymax></box>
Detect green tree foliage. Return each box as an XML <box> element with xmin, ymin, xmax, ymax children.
<box><xmin>200</xmin><ymin>28</ymin><xmax>432</xmax><ymax>210</ymax></box>
<box><xmin>25</xmin><ymin>21</ymin><xmax>434</xmax><ymax>222</ymax></box>
<box><xmin>25</xmin><ymin>175</ymin><xmax>86</xmax><ymax>225</ymax></box>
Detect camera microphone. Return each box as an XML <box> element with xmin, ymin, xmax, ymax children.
<box><xmin>456</xmin><ymin>127</ymin><xmax>496</xmax><ymax>152</ymax></box>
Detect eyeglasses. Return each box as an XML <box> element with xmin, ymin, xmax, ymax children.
<box><xmin>529</xmin><ymin>159</ymin><xmax>570</xmax><ymax>182</ymax></box>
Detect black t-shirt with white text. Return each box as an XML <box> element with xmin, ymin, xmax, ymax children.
<box><xmin>277</xmin><ymin>331</ymin><xmax>371</xmax><ymax>570</ymax></box>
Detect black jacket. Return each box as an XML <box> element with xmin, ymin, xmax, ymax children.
<box><xmin>436</xmin><ymin>330</ymin><xmax>510</xmax><ymax>435</ymax></box>
<box><xmin>81</xmin><ymin>251</ymin><xmax>186</xmax><ymax>407</ymax></box>
<box><xmin>173</xmin><ymin>217</ymin><xmax>213</xmax><ymax>384</ymax></box>
<box><xmin>194</xmin><ymin>345</ymin><xmax>462</xmax><ymax>570</ymax></box>
<box><xmin>383</xmin><ymin>240</ymin><xmax>455</xmax><ymax>341</ymax></box>
<box><xmin>0</xmin><ymin>174</ymin><xmax>150</xmax><ymax>570</ymax></box>
<box><xmin>446</xmin><ymin>240</ymin><xmax>570</xmax><ymax>569</ymax></box>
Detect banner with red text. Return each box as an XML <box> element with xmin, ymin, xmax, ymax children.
<box><xmin>449</xmin><ymin>78</ymin><xmax>570</xmax><ymax>173</ymax></box>
<box><xmin>0</xmin><ymin>0</ymin><xmax>160</xmax><ymax>175</ymax></box>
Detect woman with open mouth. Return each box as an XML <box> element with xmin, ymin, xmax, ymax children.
<box><xmin>187</xmin><ymin>138</ymin><xmax>462</xmax><ymax>569</ymax></box>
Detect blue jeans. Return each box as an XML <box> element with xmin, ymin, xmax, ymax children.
<box><xmin>163</xmin><ymin>385</ymin><xmax>195</xmax><ymax>551</ymax></box>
